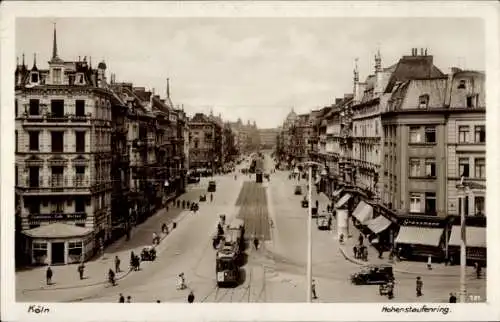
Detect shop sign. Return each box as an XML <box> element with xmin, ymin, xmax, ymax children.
<box><xmin>30</xmin><ymin>213</ymin><xmax>87</xmax><ymax>221</ymax></box>
<box><xmin>401</xmin><ymin>218</ymin><xmax>444</xmax><ymax>228</ymax></box>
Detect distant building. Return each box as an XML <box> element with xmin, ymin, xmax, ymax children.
<box><xmin>258</xmin><ymin>128</ymin><xmax>279</xmax><ymax>150</ymax></box>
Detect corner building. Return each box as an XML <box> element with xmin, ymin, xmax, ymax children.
<box><xmin>15</xmin><ymin>28</ymin><xmax>115</xmax><ymax>265</ymax></box>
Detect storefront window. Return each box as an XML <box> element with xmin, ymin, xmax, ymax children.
<box><xmin>68</xmin><ymin>241</ymin><xmax>83</xmax><ymax>262</ymax></box>
<box><xmin>409</xmin><ymin>193</ymin><xmax>421</xmax><ymax>213</ymax></box>
<box><xmin>33</xmin><ymin>242</ymin><xmax>47</xmax><ymax>263</ymax></box>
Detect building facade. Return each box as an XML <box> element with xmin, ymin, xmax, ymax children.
<box><xmin>15</xmin><ymin>28</ymin><xmax>114</xmax><ymax>265</ymax></box>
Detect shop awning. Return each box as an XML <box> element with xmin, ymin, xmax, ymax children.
<box><xmin>335</xmin><ymin>193</ymin><xmax>351</xmax><ymax>209</ymax></box>
<box><xmin>448</xmin><ymin>226</ymin><xmax>486</xmax><ymax>248</ymax></box>
<box><xmin>333</xmin><ymin>189</ymin><xmax>343</xmax><ymax>198</ymax></box>
<box><xmin>23</xmin><ymin>223</ymin><xmax>93</xmax><ymax>239</ymax></box>
<box><xmin>395</xmin><ymin>226</ymin><xmax>444</xmax><ymax>247</ymax></box>
<box><xmin>366</xmin><ymin>215</ymin><xmax>392</xmax><ymax>234</ymax></box>
<box><xmin>352</xmin><ymin>201</ymin><xmax>373</xmax><ymax>224</ymax></box>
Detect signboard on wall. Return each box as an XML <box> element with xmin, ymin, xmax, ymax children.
<box><xmin>29</xmin><ymin>213</ymin><xmax>87</xmax><ymax>221</ymax></box>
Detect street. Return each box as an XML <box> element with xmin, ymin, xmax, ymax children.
<box><xmin>16</xmin><ymin>153</ymin><xmax>486</xmax><ymax>303</ymax></box>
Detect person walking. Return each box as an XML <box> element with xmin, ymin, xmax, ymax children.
<box><xmin>119</xmin><ymin>293</ymin><xmax>125</xmax><ymax>303</ymax></box>
<box><xmin>46</xmin><ymin>266</ymin><xmax>53</xmax><ymax>285</ymax></box>
<box><xmin>126</xmin><ymin>296</ymin><xmax>132</xmax><ymax>303</ymax></box>
<box><xmin>253</xmin><ymin>237</ymin><xmax>259</xmax><ymax>250</ymax></box>
<box><xmin>187</xmin><ymin>291</ymin><xmax>195</xmax><ymax>303</ymax></box>
<box><xmin>311</xmin><ymin>279</ymin><xmax>318</xmax><ymax>299</ymax></box>
<box><xmin>108</xmin><ymin>268</ymin><xmax>116</xmax><ymax>286</ymax></box>
<box><xmin>115</xmin><ymin>255</ymin><xmax>121</xmax><ymax>273</ymax></box>
<box><xmin>416</xmin><ymin>277</ymin><xmax>423</xmax><ymax>297</ymax></box>
<box><xmin>210</xmin><ymin>193</ymin><xmax>214</xmax><ymax>202</ymax></box>
<box><xmin>156</xmin><ymin>300</ymin><xmax>161</xmax><ymax>303</ymax></box>
<box><xmin>358</xmin><ymin>234</ymin><xmax>364</xmax><ymax>246</ymax></box>
<box><xmin>449</xmin><ymin>292</ymin><xmax>457</xmax><ymax>303</ymax></box>
<box><xmin>78</xmin><ymin>261</ymin><xmax>85</xmax><ymax>280</ymax></box>
<box><xmin>315</xmin><ymin>200</ymin><xmax>319</xmax><ymax>210</ymax></box>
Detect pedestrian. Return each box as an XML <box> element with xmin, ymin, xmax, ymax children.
<box><xmin>427</xmin><ymin>256</ymin><xmax>432</xmax><ymax>270</ymax></box>
<box><xmin>176</xmin><ymin>200</ymin><xmax>180</xmax><ymax>208</ymax></box>
<box><xmin>353</xmin><ymin>246</ymin><xmax>358</xmax><ymax>259</ymax></box>
<box><xmin>187</xmin><ymin>291</ymin><xmax>195</xmax><ymax>303</ymax></box>
<box><xmin>182</xmin><ymin>200</ymin><xmax>185</xmax><ymax>208</ymax></box>
<box><xmin>115</xmin><ymin>255</ymin><xmax>121</xmax><ymax>273</ymax></box>
<box><xmin>130</xmin><ymin>251</ymin><xmax>135</xmax><ymax>270</ymax></box>
<box><xmin>127</xmin><ymin>296</ymin><xmax>131</xmax><ymax>303</ymax></box>
<box><xmin>210</xmin><ymin>193</ymin><xmax>213</xmax><ymax>202</ymax></box>
<box><xmin>253</xmin><ymin>237</ymin><xmax>259</xmax><ymax>250</ymax></box>
<box><xmin>416</xmin><ymin>276</ymin><xmax>423</xmax><ymax>297</ymax></box>
<box><xmin>78</xmin><ymin>261</ymin><xmax>85</xmax><ymax>280</ymax></box>
<box><xmin>358</xmin><ymin>234</ymin><xmax>364</xmax><ymax>246</ymax></box>
<box><xmin>108</xmin><ymin>268</ymin><xmax>116</xmax><ymax>286</ymax></box>
<box><xmin>475</xmin><ymin>262</ymin><xmax>482</xmax><ymax>279</ymax></box>
<box><xmin>119</xmin><ymin>293</ymin><xmax>125</xmax><ymax>303</ymax></box>
<box><xmin>165</xmin><ymin>203</ymin><xmax>169</xmax><ymax>212</ymax></box>
<box><xmin>156</xmin><ymin>300</ymin><xmax>161</xmax><ymax>303</ymax></box>
<box><xmin>46</xmin><ymin>266</ymin><xmax>53</xmax><ymax>285</ymax></box>
<box><xmin>311</xmin><ymin>279</ymin><xmax>318</xmax><ymax>299</ymax></box>
<box><xmin>378</xmin><ymin>248</ymin><xmax>384</xmax><ymax>259</ymax></box>
<box><xmin>449</xmin><ymin>292</ymin><xmax>457</xmax><ymax>303</ymax></box>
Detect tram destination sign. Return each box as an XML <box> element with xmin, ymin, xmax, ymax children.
<box><xmin>29</xmin><ymin>213</ymin><xmax>87</xmax><ymax>221</ymax></box>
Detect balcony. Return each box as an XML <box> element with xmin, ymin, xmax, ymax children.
<box><xmin>20</xmin><ymin>113</ymin><xmax>92</xmax><ymax>127</ymax></box>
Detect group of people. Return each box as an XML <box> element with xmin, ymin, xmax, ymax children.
<box><xmin>118</xmin><ymin>293</ymin><xmax>132</xmax><ymax>303</ymax></box>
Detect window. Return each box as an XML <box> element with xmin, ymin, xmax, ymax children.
<box><xmin>194</xmin><ymin>139</ymin><xmax>199</xmax><ymax>149</ymax></box>
<box><xmin>425</xmin><ymin>127</ymin><xmax>436</xmax><ymax>143</ymax></box>
<box><xmin>15</xmin><ymin>99</ymin><xmax>18</xmax><ymax>117</ymax></box>
<box><xmin>51</xmin><ymin>197</ymin><xmax>64</xmax><ymax>212</ymax></box>
<box><xmin>425</xmin><ymin>192</ymin><xmax>437</xmax><ymax>215</ymax></box>
<box><xmin>32</xmin><ymin>242</ymin><xmax>47</xmax><ymax>261</ymax></box>
<box><xmin>31</xmin><ymin>72</ymin><xmax>39</xmax><ymax>83</ymax></box>
<box><xmin>75</xmin><ymin>131</ymin><xmax>85</xmax><ymax>153</ymax></box>
<box><xmin>474</xmin><ymin>126</ymin><xmax>485</xmax><ymax>143</ymax></box>
<box><xmin>459</xmin><ymin>158</ymin><xmax>470</xmax><ymax>177</ymax></box>
<box><xmin>458</xmin><ymin>126</ymin><xmax>469</xmax><ymax>143</ymax></box>
<box><xmin>466</xmin><ymin>96</ymin><xmax>475</xmax><ymax>108</ymax></box>
<box><xmin>51</xmin><ymin>131</ymin><xmax>64</xmax><ymax>152</ymax></box>
<box><xmin>51</xmin><ymin>166</ymin><xmax>64</xmax><ymax>187</ymax></box>
<box><xmin>474</xmin><ymin>196</ymin><xmax>485</xmax><ymax>216</ymax></box>
<box><xmin>75</xmin><ymin>100</ymin><xmax>85</xmax><ymax>116</ymax></box>
<box><xmin>474</xmin><ymin>158</ymin><xmax>485</xmax><ymax>178</ymax></box>
<box><xmin>409</xmin><ymin>158</ymin><xmax>420</xmax><ymax>177</ymax></box>
<box><xmin>409</xmin><ymin>127</ymin><xmax>421</xmax><ymax>143</ymax></box>
<box><xmin>410</xmin><ymin>193</ymin><xmax>421</xmax><ymax>213</ymax></box>
<box><xmin>418</xmin><ymin>94</ymin><xmax>429</xmax><ymax>109</ymax></box>
<box><xmin>29</xmin><ymin>167</ymin><xmax>39</xmax><ymax>187</ymax></box>
<box><xmin>15</xmin><ymin>131</ymin><xmax>18</xmax><ymax>153</ymax></box>
<box><xmin>425</xmin><ymin>159</ymin><xmax>436</xmax><ymax>177</ymax></box>
<box><xmin>51</xmin><ymin>100</ymin><xmax>64</xmax><ymax>117</ymax></box>
<box><xmin>75</xmin><ymin>73</ymin><xmax>85</xmax><ymax>85</ymax></box>
<box><xmin>75</xmin><ymin>197</ymin><xmax>86</xmax><ymax>212</ymax></box>
<box><xmin>68</xmin><ymin>241</ymin><xmax>83</xmax><ymax>260</ymax></box>
<box><xmin>458</xmin><ymin>80</ymin><xmax>466</xmax><ymax>89</ymax></box>
<box><xmin>29</xmin><ymin>99</ymin><xmax>40</xmax><ymax>115</ymax></box>
<box><xmin>29</xmin><ymin>131</ymin><xmax>39</xmax><ymax>151</ymax></box>
<box><xmin>53</xmin><ymin>68</ymin><xmax>62</xmax><ymax>84</ymax></box>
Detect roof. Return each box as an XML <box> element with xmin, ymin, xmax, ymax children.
<box><xmin>385</xmin><ymin>55</ymin><xmax>444</xmax><ymax>93</ymax></box>
<box><xmin>23</xmin><ymin>223</ymin><xmax>93</xmax><ymax>239</ymax></box>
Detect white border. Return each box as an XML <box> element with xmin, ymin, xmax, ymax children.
<box><xmin>2</xmin><ymin>1</ymin><xmax>499</xmax><ymax>321</ymax></box>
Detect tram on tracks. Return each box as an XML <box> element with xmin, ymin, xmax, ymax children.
<box><xmin>215</xmin><ymin>218</ymin><xmax>245</xmax><ymax>287</ymax></box>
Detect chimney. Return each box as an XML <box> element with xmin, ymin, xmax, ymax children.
<box><xmin>420</xmin><ymin>48</ymin><xmax>424</xmax><ymax>56</ymax></box>
<box><xmin>425</xmin><ymin>48</ymin><xmax>428</xmax><ymax>56</ymax></box>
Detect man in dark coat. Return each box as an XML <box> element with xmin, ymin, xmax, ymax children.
<box><xmin>187</xmin><ymin>291</ymin><xmax>195</xmax><ymax>303</ymax></box>
<box><xmin>46</xmin><ymin>266</ymin><xmax>53</xmax><ymax>285</ymax></box>
<box><xmin>119</xmin><ymin>293</ymin><xmax>125</xmax><ymax>303</ymax></box>
<box><xmin>449</xmin><ymin>293</ymin><xmax>457</xmax><ymax>303</ymax></box>
<box><xmin>416</xmin><ymin>277</ymin><xmax>423</xmax><ymax>297</ymax></box>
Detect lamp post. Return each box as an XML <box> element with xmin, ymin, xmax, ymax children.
<box><xmin>302</xmin><ymin>160</ymin><xmax>327</xmax><ymax>302</ymax></box>
<box><xmin>456</xmin><ymin>176</ymin><xmax>468</xmax><ymax>303</ymax></box>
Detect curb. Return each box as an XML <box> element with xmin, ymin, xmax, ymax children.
<box><xmin>338</xmin><ymin>245</ymin><xmax>477</xmax><ymax>278</ymax></box>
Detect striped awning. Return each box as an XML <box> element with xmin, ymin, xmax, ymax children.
<box><xmin>395</xmin><ymin>226</ymin><xmax>444</xmax><ymax>247</ymax></box>
<box><xmin>352</xmin><ymin>201</ymin><xmax>373</xmax><ymax>224</ymax></box>
<box><xmin>335</xmin><ymin>193</ymin><xmax>351</xmax><ymax>209</ymax></box>
<box><xmin>448</xmin><ymin>226</ymin><xmax>486</xmax><ymax>248</ymax></box>
<box><xmin>366</xmin><ymin>215</ymin><xmax>392</xmax><ymax>234</ymax></box>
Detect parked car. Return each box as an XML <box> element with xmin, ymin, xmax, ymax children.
<box><xmin>350</xmin><ymin>265</ymin><xmax>394</xmax><ymax>285</ymax></box>
<box><xmin>208</xmin><ymin>180</ymin><xmax>217</xmax><ymax>192</ymax></box>
<box><xmin>294</xmin><ymin>186</ymin><xmax>302</xmax><ymax>195</ymax></box>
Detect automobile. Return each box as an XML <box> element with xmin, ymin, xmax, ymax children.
<box><xmin>141</xmin><ymin>246</ymin><xmax>157</xmax><ymax>261</ymax></box>
<box><xmin>187</xmin><ymin>175</ymin><xmax>200</xmax><ymax>184</ymax></box>
<box><xmin>294</xmin><ymin>186</ymin><xmax>302</xmax><ymax>195</ymax></box>
<box><xmin>350</xmin><ymin>265</ymin><xmax>394</xmax><ymax>285</ymax></box>
<box><xmin>208</xmin><ymin>180</ymin><xmax>217</xmax><ymax>192</ymax></box>
<box><xmin>301</xmin><ymin>197</ymin><xmax>308</xmax><ymax>208</ymax></box>
<box><xmin>316</xmin><ymin>213</ymin><xmax>331</xmax><ymax>230</ymax></box>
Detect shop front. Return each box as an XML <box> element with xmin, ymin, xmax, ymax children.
<box><xmin>23</xmin><ymin>223</ymin><xmax>94</xmax><ymax>265</ymax></box>
<box><xmin>446</xmin><ymin>215</ymin><xmax>486</xmax><ymax>266</ymax></box>
<box><xmin>394</xmin><ymin>216</ymin><xmax>447</xmax><ymax>261</ymax></box>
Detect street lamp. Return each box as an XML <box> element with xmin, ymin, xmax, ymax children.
<box><xmin>301</xmin><ymin>160</ymin><xmax>326</xmax><ymax>303</ymax></box>
<box><xmin>456</xmin><ymin>176</ymin><xmax>468</xmax><ymax>303</ymax></box>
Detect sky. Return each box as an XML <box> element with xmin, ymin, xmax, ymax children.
<box><xmin>16</xmin><ymin>18</ymin><xmax>485</xmax><ymax>128</ymax></box>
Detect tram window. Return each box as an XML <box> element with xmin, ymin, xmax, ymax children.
<box><xmin>217</xmin><ymin>259</ymin><xmax>234</xmax><ymax>271</ymax></box>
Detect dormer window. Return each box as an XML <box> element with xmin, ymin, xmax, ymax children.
<box><xmin>52</xmin><ymin>68</ymin><xmax>62</xmax><ymax>84</ymax></box>
<box><xmin>458</xmin><ymin>80</ymin><xmax>466</xmax><ymax>89</ymax></box>
<box><xmin>30</xmin><ymin>72</ymin><xmax>39</xmax><ymax>84</ymax></box>
<box><xmin>75</xmin><ymin>73</ymin><xmax>85</xmax><ymax>85</ymax></box>
<box><xmin>418</xmin><ymin>94</ymin><xmax>429</xmax><ymax>109</ymax></box>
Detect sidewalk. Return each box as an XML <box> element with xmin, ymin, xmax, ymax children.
<box><xmin>337</xmin><ymin>224</ymin><xmax>483</xmax><ymax>278</ymax></box>
<box><xmin>17</xmin><ymin>187</ymin><xmax>205</xmax><ymax>294</ymax></box>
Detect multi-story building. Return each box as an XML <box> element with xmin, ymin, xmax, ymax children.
<box><xmin>189</xmin><ymin>113</ymin><xmax>217</xmax><ymax>171</ymax></box>
<box><xmin>15</xmin><ymin>28</ymin><xmax>115</xmax><ymax>265</ymax></box>
<box><xmin>258</xmin><ymin>128</ymin><xmax>279</xmax><ymax>150</ymax></box>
